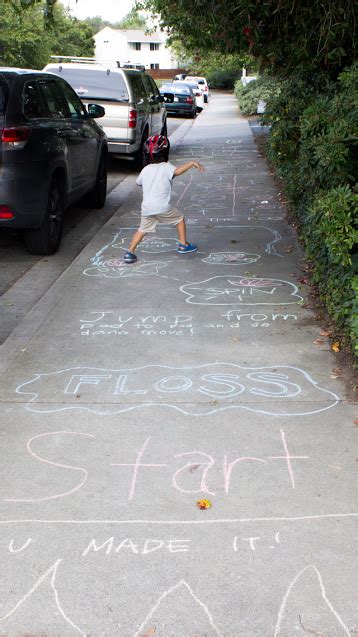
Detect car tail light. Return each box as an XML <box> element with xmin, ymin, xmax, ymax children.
<box><xmin>2</xmin><ymin>126</ymin><xmax>31</xmax><ymax>149</ymax></box>
<box><xmin>185</xmin><ymin>97</ymin><xmax>194</xmax><ymax>104</ymax></box>
<box><xmin>0</xmin><ymin>205</ymin><xmax>15</xmax><ymax>220</ymax></box>
<box><xmin>204</xmin><ymin>86</ymin><xmax>208</xmax><ymax>91</ymax></box>
<box><xmin>128</xmin><ymin>109</ymin><xmax>138</xmax><ymax>129</ymax></box>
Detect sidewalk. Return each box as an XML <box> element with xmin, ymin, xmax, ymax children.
<box><xmin>0</xmin><ymin>93</ymin><xmax>356</xmax><ymax>636</ymax></box>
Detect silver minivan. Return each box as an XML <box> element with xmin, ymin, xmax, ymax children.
<box><xmin>43</xmin><ymin>63</ymin><xmax>167</xmax><ymax>165</ymax></box>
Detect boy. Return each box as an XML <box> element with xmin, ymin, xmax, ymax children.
<box><xmin>124</xmin><ymin>134</ymin><xmax>204</xmax><ymax>264</ymax></box>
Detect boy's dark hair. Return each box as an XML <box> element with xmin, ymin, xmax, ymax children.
<box><xmin>143</xmin><ymin>134</ymin><xmax>170</xmax><ymax>166</ymax></box>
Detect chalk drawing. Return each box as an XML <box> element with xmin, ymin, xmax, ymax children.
<box><xmin>5</xmin><ymin>432</ymin><xmax>94</xmax><ymax>503</ymax></box>
<box><xmin>134</xmin><ymin>580</ymin><xmax>223</xmax><ymax>637</ymax></box>
<box><xmin>83</xmin><ymin>261</ymin><xmax>169</xmax><ymax>279</ymax></box>
<box><xmin>0</xmin><ymin>559</ymin><xmax>85</xmax><ymax>636</ymax></box>
<box><xmin>9</xmin><ymin>538</ymin><xmax>32</xmax><ymax>553</ymax></box>
<box><xmin>268</xmin><ymin>429</ymin><xmax>308</xmax><ymax>489</ymax></box>
<box><xmin>111</xmin><ymin>437</ymin><xmax>167</xmax><ymax>501</ymax></box>
<box><xmin>15</xmin><ymin>363</ymin><xmax>339</xmax><ymax>416</ymax></box>
<box><xmin>79</xmin><ymin>313</ymin><xmax>194</xmax><ymax>337</ymax></box>
<box><xmin>180</xmin><ymin>276</ymin><xmax>303</xmax><ymax>306</ymax></box>
<box><xmin>222</xmin><ymin>311</ymin><xmax>298</xmax><ymax>328</ymax></box>
<box><xmin>273</xmin><ymin>564</ymin><xmax>350</xmax><ymax>636</ymax></box>
<box><xmin>202</xmin><ymin>252</ymin><xmax>260</xmax><ymax>265</ymax></box>
<box><xmin>0</xmin><ymin>513</ymin><xmax>357</xmax><ymax>525</ymax></box>
<box><xmin>82</xmin><ymin>538</ymin><xmax>190</xmax><ymax>556</ymax></box>
<box><xmin>113</xmin><ymin>235</ymin><xmax>178</xmax><ymax>254</ymax></box>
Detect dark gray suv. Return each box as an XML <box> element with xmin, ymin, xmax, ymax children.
<box><xmin>0</xmin><ymin>69</ymin><xmax>108</xmax><ymax>255</ymax></box>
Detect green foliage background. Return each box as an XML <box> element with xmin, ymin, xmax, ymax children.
<box><xmin>0</xmin><ymin>1</ymin><xmax>95</xmax><ymax>68</ymax></box>
<box><xmin>261</xmin><ymin>65</ymin><xmax>358</xmax><ymax>352</ymax></box>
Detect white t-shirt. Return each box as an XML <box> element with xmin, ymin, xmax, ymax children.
<box><xmin>136</xmin><ymin>161</ymin><xmax>176</xmax><ymax>216</ymax></box>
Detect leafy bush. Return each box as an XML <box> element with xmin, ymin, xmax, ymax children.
<box><xmin>263</xmin><ymin>64</ymin><xmax>358</xmax><ymax>352</ymax></box>
<box><xmin>305</xmin><ymin>187</ymin><xmax>357</xmax><ymax>342</ymax></box>
<box><xmin>207</xmin><ymin>70</ymin><xmax>241</xmax><ymax>90</ymax></box>
<box><xmin>234</xmin><ymin>75</ymin><xmax>281</xmax><ymax>115</ymax></box>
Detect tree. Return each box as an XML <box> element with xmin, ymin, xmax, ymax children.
<box><xmin>0</xmin><ymin>3</ymin><xmax>52</xmax><ymax>68</ymax></box>
<box><xmin>136</xmin><ymin>0</ymin><xmax>356</xmax><ymax>77</ymax></box>
<box><xmin>117</xmin><ymin>7</ymin><xmax>147</xmax><ymax>29</ymax></box>
<box><xmin>0</xmin><ymin>1</ymin><xmax>94</xmax><ymax>69</ymax></box>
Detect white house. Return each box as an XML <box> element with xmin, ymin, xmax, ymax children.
<box><xmin>94</xmin><ymin>27</ymin><xmax>179</xmax><ymax>70</ymax></box>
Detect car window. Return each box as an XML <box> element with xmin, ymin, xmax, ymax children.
<box><xmin>0</xmin><ymin>77</ymin><xmax>10</xmax><ymax>117</ymax></box>
<box><xmin>38</xmin><ymin>81</ymin><xmax>67</xmax><ymax>118</ymax></box>
<box><xmin>23</xmin><ymin>81</ymin><xmax>47</xmax><ymax>119</ymax></box>
<box><xmin>148</xmin><ymin>76</ymin><xmax>160</xmax><ymax>96</ymax></box>
<box><xmin>129</xmin><ymin>75</ymin><xmax>147</xmax><ymax>100</ymax></box>
<box><xmin>59</xmin><ymin>81</ymin><xmax>86</xmax><ymax>119</ymax></box>
<box><xmin>44</xmin><ymin>67</ymin><xmax>129</xmax><ymax>102</ymax></box>
<box><xmin>141</xmin><ymin>74</ymin><xmax>153</xmax><ymax>96</ymax></box>
<box><xmin>164</xmin><ymin>85</ymin><xmax>190</xmax><ymax>95</ymax></box>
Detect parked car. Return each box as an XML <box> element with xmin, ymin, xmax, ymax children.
<box><xmin>184</xmin><ymin>76</ymin><xmax>210</xmax><ymax>102</ymax></box>
<box><xmin>0</xmin><ymin>68</ymin><xmax>107</xmax><ymax>255</ymax></box>
<box><xmin>43</xmin><ymin>61</ymin><xmax>167</xmax><ymax>164</ymax></box>
<box><xmin>159</xmin><ymin>83</ymin><xmax>197</xmax><ymax>118</ymax></box>
<box><xmin>172</xmin><ymin>73</ymin><xmax>188</xmax><ymax>82</ymax></box>
<box><xmin>174</xmin><ymin>81</ymin><xmax>205</xmax><ymax>112</ymax></box>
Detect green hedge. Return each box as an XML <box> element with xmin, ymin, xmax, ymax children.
<box><xmin>206</xmin><ymin>69</ymin><xmax>241</xmax><ymax>90</ymax></box>
<box><xmin>234</xmin><ymin>75</ymin><xmax>281</xmax><ymax>115</ymax></box>
<box><xmin>263</xmin><ymin>65</ymin><xmax>358</xmax><ymax>353</ymax></box>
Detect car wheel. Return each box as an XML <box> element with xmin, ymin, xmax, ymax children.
<box><xmin>134</xmin><ymin>130</ymin><xmax>148</xmax><ymax>170</ymax></box>
<box><xmin>161</xmin><ymin>120</ymin><xmax>168</xmax><ymax>137</ymax></box>
<box><xmin>204</xmin><ymin>95</ymin><xmax>208</xmax><ymax>103</ymax></box>
<box><xmin>189</xmin><ymin>109</ymin><xmax>196</xmax><ymax>119</ymax></box>
<box><xmin>83</xmin><ymin>149</ymin><xmax>107</xmax><ymax>209</ymax></box>
<box><xmin>24</xmin><ymin>178</ymin><xmax>64</xmax><ymax>255</ymax></box>
<box><xmin>197</xmin><ymin>107</ymin><xmax>203</xmax><ymax>113</ymax></box>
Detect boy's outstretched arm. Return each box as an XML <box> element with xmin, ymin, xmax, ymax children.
<box><xmin>174</xmin><ymin>160</ymin><xmax>205</xmax><ymax>177</ymax></box>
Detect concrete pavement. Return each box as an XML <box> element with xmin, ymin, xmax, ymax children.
<box><xmin>0</xmin><ymin>93</ymin><xmax>357</xmax><ymax>636</ymax></box>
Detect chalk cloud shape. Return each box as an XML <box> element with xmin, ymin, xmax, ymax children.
<box><xmin>274</xmin><ymin>564</ymin><xmax>350</xmax><ymax>636</ymax></box>
<box><xmin>134</xmin><ymin>579</ymin><xmax>223</xmax><ymax>636</ymax></box>
<box><xmin>180</xmin><ymin>276</ymin><xmax>303</xmax><ymax>306</ymax></box>
<box><xmin>16</xmin><ymin>363</ymin><xmax>339</xmax><ymax>417</ymax></box>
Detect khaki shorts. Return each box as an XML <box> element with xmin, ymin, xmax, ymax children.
<box><xmin>139</xmin><ymin>207</ymin><xmax>184</xmax><ymax>233</ymax></box>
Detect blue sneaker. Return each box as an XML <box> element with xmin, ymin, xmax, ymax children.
<box><xmin>124</xmin><ymin>251</ymin><xmax>137</xmax><ymax>263</ymax></box>
<box><xmin>177</xmin><ymin>242</ymin><xmax>198</xmax><ymax>254</ymax></box>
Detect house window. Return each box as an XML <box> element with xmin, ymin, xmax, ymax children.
<box><xmin>150</xmin><ymin>43</ymin><xmax>160</xmax><ymax>51</ymax></box>
<box><xmin>131</xmin><ymin>42</ymin><xmax>141</xmax><ymax>51</ymax></box>
<box><xmin>150</xmin><ymin>63</ymin><xmax>160</xmax><ymax>69</ymax></box>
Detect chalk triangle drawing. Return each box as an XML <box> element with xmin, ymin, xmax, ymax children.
<box><xmin>0</xmin><ymin>558</ymin><xmax>86</xmax><ymax>636</ymax></box>
<box><xmin>274</xmin><ymin>564</ymin><xmax>350</xmax><ymax>636</ymax></box>
<box><xmin>134</xmin><ymin>579</ymin><xmax>223</xmax><ymax>636</ymax></box>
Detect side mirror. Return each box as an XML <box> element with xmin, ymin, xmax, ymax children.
<box><xmin>87</xmin><ymin>103</ymin><xmax>105</xmax><ymax>118</ymax></box>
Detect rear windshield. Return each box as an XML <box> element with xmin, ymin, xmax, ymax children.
<box><xmin>45</xmin><ymin>67</ymin><xmax>129</xmax><ymax>102</ymax></box>
<box><xmin>161</xmin><ymin>84</ymin><xmax>190</xmax><ymax>95</ymax></box>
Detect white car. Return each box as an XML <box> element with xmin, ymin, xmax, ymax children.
<box><xmin>185</xmin><ymin>76</ymin><xmax>210</xmax><ymax>102</ymax></box>
<box><xmin>174</xmin><ymin>81</ymin><xmax>204</xmax><ymax>112</ymax></box>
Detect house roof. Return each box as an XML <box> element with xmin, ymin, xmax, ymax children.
<box><xmin>118</xmin><ymin>29</ymin><xmax>163</xmax><ymax>43</ymax></box>
<box><xmin>116</xmin><ymin>29</ymin><xmax>164</xmax><ymax>44</ymax></box>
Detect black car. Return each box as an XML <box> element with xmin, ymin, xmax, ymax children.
<box><xmin>159</xmin><ymin>83</ymin><xmax>197</xmax><ymax>118</ymax></box>
<box><xmin>0</xmin><ymin>68</ymin><xmax>108</xmax><ymax>255</ymax></box>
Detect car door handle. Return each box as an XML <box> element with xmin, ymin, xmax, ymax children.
<box><xmin>57</xmin><ymin>128</ymin><xmax>80</xmax><ymax>138</ymax></box>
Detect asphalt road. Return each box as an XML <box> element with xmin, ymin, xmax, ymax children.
<box><xmin>0</xmin><ymin>117</ymin><xmax>184</xmax><ymax>298</ymax></box>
